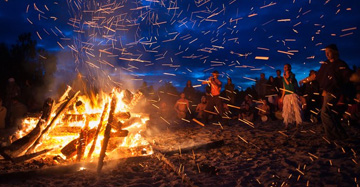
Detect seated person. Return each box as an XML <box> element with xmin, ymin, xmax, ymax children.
<box><xmin>239</xmin><ymin>103</ymin><xmax>254</xmax><ymax>122</ymax></box>
<box><xmin>174</xmin><ymin>93</ymin><xmax>189</xmax><ymax>119</ymax></box>
<box><xmin>343</xmin><ymin>92</ymin><xmax>360</xmax><ymax>125</ymax></box>
<box><xmin>258</xmin><ymin>98</ymin><xmax>270</xmax><ymax>122</ymax></box>
<box><xmin>195</xmin><ymin>96</ymin><xmax>207</xmax><ymax>119</ymax></box>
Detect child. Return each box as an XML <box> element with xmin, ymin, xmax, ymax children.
<box><xmin>174</xmin><ymin>93</ymin><xmax>190</xmax><ymax>119</ymax></box>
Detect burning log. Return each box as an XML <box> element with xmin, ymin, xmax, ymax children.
<box><xmin>97</xmin><ymin>94</ymin><xmax>117</xmax><ymax>173</ymax></box>
<box><xmin>11</xmin><ymin>149</ymin><xmax>53</xmax><ymax>163</ymax></box>
<box><xmin>62</xmin><ymin>113</ymin><xmax>100</xmax><ymax>122</ymax></box>
<box><xmin>110</xmin><ymin>130</ymin><xmax>129</xmax><ymax>138</ymax></box>
<box><xmin>114</xmin><ymin>112</ymin><xmax>131</xmax><ymax>120</ymax></box>
<box><xmin>0</xmin><ymin>98</ymin><xmax>54</xmax><ymax>160</ymax></box>
<box><xmin>60</xmin><ymin>128</ymin><xmax>96</xmax><ymax>159</ymax></box>
<box><xmin>26</xmin><ymin>91</ymin><xmax>80</xmax><ymax>154</ymax></box>
<box><xmin>87</xmin><ymin>102</ymin><xmax>109</xmax><ymax>159</ymax></box>
<box><xmin>76</xmin><ymin>119</ymin><xmax>89</xmax><ymax>162</ymax></box>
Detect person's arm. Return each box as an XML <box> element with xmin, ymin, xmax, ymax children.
<box><xmin>174</xmin><ymin>101</ymin><xmax>179</xmax><ymax>113</ymax></box>
<box><xmin>299</xmin><ymin>74</ymin><xmax>316</xmax><ymax>85</ymax></box>
<box><xmin>186</xmin><ymin>100</ymin><xmax>190</xmax><ymax>112</ymax></box>
<box><xmin>195</xmin><ymin>104</ymin><xmax>200</xmax><ymax>112</ymax></box>
<box><xmin>280</xmin><ymin>82</ymin><xmax>285</xmax><ymax>102</ymax></box>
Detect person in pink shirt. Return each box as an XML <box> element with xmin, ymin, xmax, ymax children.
<box><xmin>202</xmin><ymin>70</ymin><xmax>223</xmax><ymax>124</ymax></box>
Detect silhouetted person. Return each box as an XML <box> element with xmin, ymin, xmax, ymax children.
<box><xmin>300</xmin><ymin>44</ymin><xmax>359</xmax><ymax>140</ymax></box>
<box><xmin>258</xmin><ymin>98</ymin><xmax>270</xmax><ymax>122</ymax></box>
<box><xmin>274</xmin><ymin>70</ymin><xmax>283</xmax><ymax>96</ymax></box>
<box><xmin>239</xmin><ymin>103</ymin><xmax>254</xmax><ymax>122</ymax></box>
<box><xmin>255</xmin><ymin>73</ymin><xmax>267</xmax><ymax>99</ymax></box>
<box><xmin>5</xmin><ymin>78</ymin><xmax>20</xmax><ymax>109</ymax></box>
<box><xmin>9</xmin><ymin>96</ymin><xmax>27</xmax><ymax>130</ymax></box>
<box><xmin>183</xmin><ymin>80</ymin><xmax>195</xmax><ymax>102</ymax></box>
<box><xmin>299</xmin><ymin>70</ymin><xmax>320</xmax><ymax>122</ymax></box>
<box><xmin>225</xmin><ymin>78</ymin><xmax>235</xmax><ymax>104</ymax></box>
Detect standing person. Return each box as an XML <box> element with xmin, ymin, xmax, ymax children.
<box><xmin>299</xmin><ymin>70</ymin><xmax>321</xmax><ymax>122</ymax></box>
<box><xmin>174</xmin><ymin>93</ymin><xmax>190</xmax><ymax>119</ymax></box>
<box><xmin>255</xmin><ymin>73</ymin><xmax>267</xmax><ymax>99</ymax></box>
<box><xmin>225</xmin><ymin>78</ymin><xmax>235</xmax><ymax>104</ymax></box>
<box><xmin>274</xmin><ymin>70</ymin><xmax>283</xmax><ymax>96</ymax></box>
<box><xmin>300</xmin><ymin>44</ymin><xmax>358</xmax><ymax>140</ymax></box>
<box><xmin>0</xmin><ymin>98</ymin><xmax>6</xmax><ymax>129</ymax></box>
<box><xmin>9</xmin><ymin>96</ymin><xmax>27</xmax><ymax>130</ymax></box>
<box><xmin>280</xmin><ymin>64</ymin><xmax>302</xmax><ymax>129</ymax></box>
<box><xmin>202</xmin><ymin>70</ymin><xmax>223</xmax><ymax>124</ymax></box>
<box><xmin>5</xmin><ymin>78</ymin><xmax>20</xmax><ymax>108</ymax></box>
<box><xmin>183</xmin><ymin>80</ymin><xmax>196</xmax><ymax>102</ymax></box>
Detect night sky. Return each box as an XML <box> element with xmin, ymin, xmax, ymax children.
<box><xmin>0</xmin><ymin>0</ymin><xmax>359</xmax><ymax>92</ymax></box>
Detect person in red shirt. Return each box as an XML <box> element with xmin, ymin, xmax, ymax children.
<box><xmin>202</xmin><ymin>70</ymin><xmax>223</xmax><ymax>124</ymax></box>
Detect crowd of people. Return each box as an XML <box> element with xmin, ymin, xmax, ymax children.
<box><xmin>1</xmin><ymin>44</ymin><xmax>360</xmax><ymax>143</ymax></box>
<box><xmin>168</xmin><ymin>44</ymin><xmax>360</xmax><ymax>141</ymax></box>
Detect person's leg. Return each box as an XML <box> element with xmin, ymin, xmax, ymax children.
<box><xmin>293</xmin><ymin>94</ymin><xmax>303</xmax><ymax>128</ymax></box>
<box><xmin>321</xmin><ymin>93</ymin><xmax>348</xmax><ymax>140</ymax></box>
<box><xmin>214</xmin><ymin>96</ymin><xmax>223</xmax><ymax>123</ymax></box>
<box><xmin>282</xmin><ymin>94</ymin><xmax>291</xmax><ymax>128</ymax></box>
<box><xmin>203</xmin><ymin>96</ymin><xmax>215</xmax><ymax>124</ymax></box>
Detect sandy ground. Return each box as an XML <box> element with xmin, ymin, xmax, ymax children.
<box><xmin>1</xmin><ymin>118</ymin><xmax>360</xmax><ymax>187</ymax></box>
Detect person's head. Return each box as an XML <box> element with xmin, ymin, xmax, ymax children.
<box><xmin>8</xmin><ymin>78</ymin><xmax>15</xmax><ymax>85</ymax></box>
<box><xmin>212</xmin><ymin>70</ymin><xmax>219</xmax><ymax>78</ymax></box>
<box><xmin>201</xmin><ymin>96</ymin><xmax>206</xmax><ymax>103</ymax></box>
<box><xmin>180</xmin><ymin>93</ymin><xmax>185</xmax><ymax>99</ymax></box>
<box><xmin>244</xmin><ymin>95</ymin><xmax>250</xmax><ymax>101</ymax></box>
<box><xmin>227</xmin><ymin>77</ymin><xmax>232</xmax><ymax>84</ymax></box>
<box><xmin>276</xmin><ymin>70</ymin><xmax>281</xmax><ymax>76</ymax></box>
<box><xmin>284</xmin><ymin>64</ymin><xmax>291</xmax><ymax>72</ymax></box>
<box><xmin>269</xmin><ymin>76</ymin><xmax>274</xmax><ymax>82</ymax></box>
<box><xmin>325</xmin><ymin>44</ymin><xmax>339</xmax><ymax>62</ymax></box>
<box><xmin>260</xmin><ymin>73</ymin><xmax>265</xmax><ymax>79</ymax></box>
<box><xmin>186</xmin><ymin>80</ymin><xmax>192</xmax><ymax>87</ymax></box>
<box><xmin>309</xmin><ymin>70</ymin><xmax>316</xmax><ymax>76</ymax></box>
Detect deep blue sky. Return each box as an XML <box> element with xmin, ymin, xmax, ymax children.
<box><xmin>0</xmin><ymin>0</ymin><xmax>359</xmax><ymax>92</ymax></box>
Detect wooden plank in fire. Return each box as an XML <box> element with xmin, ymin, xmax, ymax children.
<box><xmin>97</xmin><ymin>94</ymin><xmax>118</xmax><ymax>173</ymax></box>
<box><xmin>87</xmin><ymin>102</ymin><xmax>109</xmax><ymax>159</ymax></box>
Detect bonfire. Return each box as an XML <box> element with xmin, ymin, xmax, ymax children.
<box><xmin>0</xmin><ymin>86</ymin><xmax>153</xmax><ymax>172</ymax></box>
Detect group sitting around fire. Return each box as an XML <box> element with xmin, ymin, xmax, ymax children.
<box><xmin>1</xmin><ymin>44</ymin><xmax>360</xmax><ymax>143</ymax></box>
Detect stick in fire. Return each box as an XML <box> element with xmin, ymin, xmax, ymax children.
<box><xmin>97</xmin><ymin>93</ymin><xmax>118</xmax><ymax>173</ymax></box>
